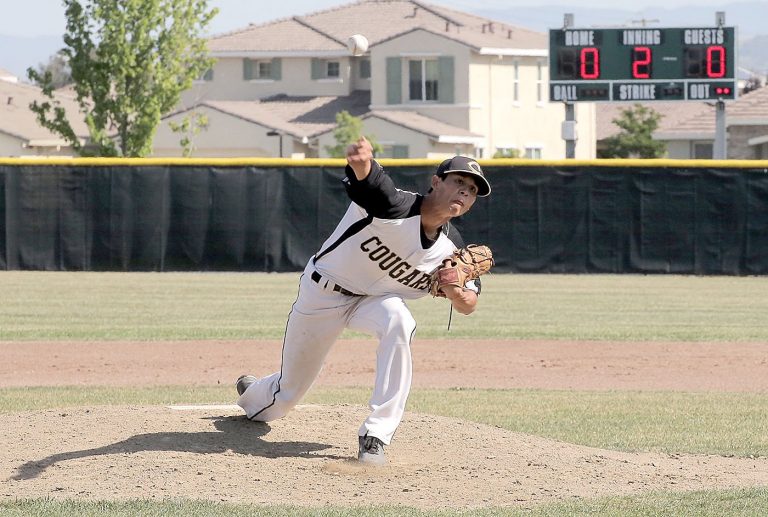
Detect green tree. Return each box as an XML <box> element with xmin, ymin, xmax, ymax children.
<box><xmin>742</xmin><ymin>75</ymin><xmax>763</xmax><ymax>95</ymax></box>
<box><xmin>324</xmin><ymin>110</ymin><xmax>382</xmax><ymax>158</ymax></box>
<box><xmin>27</xmin><ymin>0</ymin><xmax>217</xmax><ymax>157</ymax></box>
<box><xmin>598</xmin><ymin>104</ymin><xmax>666</xmax><ymax>158</ymax></box>
<box><xmin>492</xmin><ymin>148</ymin><xmax>520</xmax><ymax>159</ymax></box>
<box><xmin>168</xmin><ymin>111</ymin><xmax>209</xmax><ymax>157</ymax></box>
<box><xmin>31</xmin><ymin>51</ymin><xmax>72</xmax><ymax>90</ymax></box>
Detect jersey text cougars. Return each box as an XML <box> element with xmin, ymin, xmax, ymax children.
<box><xmin>360</xmin><ymin>236</ymin><xmax>432</xmax><ymax>289</ymax></box>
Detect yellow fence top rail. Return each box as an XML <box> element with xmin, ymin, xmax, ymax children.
<box><xmin>1</xmin><ymin>157</ymin><xmax>768</xmax><ymax>170</ymax></box>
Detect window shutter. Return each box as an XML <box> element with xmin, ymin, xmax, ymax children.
<box><xmin>243</xmin><ymin>59</ymin><xmax>253</xmax><ymax>80</ymax></box>
<box><xmin>311</xmin><ymin>58</ymin><xmax>323</xmax><ymax>79</ymax></box>
<box><xmin>386</xmin><ymin>57</ymin><xmax>402</xmax><ymax>105</ymax></box>
<box><xmin>438</xmin><ymin>56</ymin><xmax>454</xmax><ymax>103</ymax></box>
<box><xmin>393</xmin><ymin>145</ymin><xmax>409</xmax><ymax>158</ymax></box>
<box><xmin>271</xmin><ymin>58</ymin><xmax>282</xmax><ymax>80</ymax></box>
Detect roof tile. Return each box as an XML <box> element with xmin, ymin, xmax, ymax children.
<box><xmin>208</xmin><ymin>0</ymin><xmax>545</xmax><ymax>53</ymax></box>
<box><xmin>202</xmin><ymin>90</ymin><xmax>371</xmax><ymax>137</ymax></box>
<box><xmin>0</xmin><ymin>81</ymin><xmax>89</xmax><ymax>142</ymax></box>
<box><xmin>597</xmin><ymin>101</ymin><xmax>715</xmax><ymax>140</ymax></box>
<box><xmin>368</xmin><ymin>109</ymin><xmax>481</xmax><ymax>138</ymax></box>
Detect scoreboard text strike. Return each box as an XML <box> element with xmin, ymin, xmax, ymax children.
<box><xmin>548</xmin><ymin>27</ymin><xmax>737</xmax><ymax>102</ymax></box>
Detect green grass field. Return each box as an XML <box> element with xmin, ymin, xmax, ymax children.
<box><xmin>1</xmin><ymin>272</ymin><xmax>767</xmax><ymax>516</ymax></box>
<box><xmin>3</xmin><ymin>490</ymin><xmax>768</xmax><ymax>517</ymax></box>
<box><xmin>1</xmin><ymin>271</ymin><xmax>767</xmax><ymax>341</ymax></box>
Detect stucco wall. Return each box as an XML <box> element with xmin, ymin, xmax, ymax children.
<box><xmin>153</xmin><ymin>107</ymin><xmax>283</xmax><ymax>157</ymax></box>
<box><xmin>370</xmin><ymin>30</ymin><xmax>472</xmax><ymax>130</ymax></box>
<box><xmin>469</xmin><ymin>53</ymin><xmax>595</xmax><ymax>160</ymax></box>
<box><xmin>180</xmin><ymin>56</ymin><xmax>357</xmax><ymax>106</ymax></box>
<box><xmin>0</xmin><ymin>133</ymin><xmax>24</xmax><ymax>157</ymax></box>
<box><xmin>0</xmin><ymin>133</ymin><xmax>75</xmax><ymax>157</ymax></box>
<box><xmin>728</xmin><ymin>125</ymin><xmax>768</xmax><ymax>159</ymax></box>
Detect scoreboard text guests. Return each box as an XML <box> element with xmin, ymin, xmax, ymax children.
<box><xmin>548</xmin><ymin>27</ymin><xmax>737</xmax><ymax>102</ymax></box>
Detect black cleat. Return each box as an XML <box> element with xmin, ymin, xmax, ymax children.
<box><xmin>236</xmin><ymin>375</ymin><xmax>257</xmax><ymax>396</ymax></box>
<box><xmin>358</xmin><ymin>434</ymin><xmax>386</xmax><ymax>465</ymax></box>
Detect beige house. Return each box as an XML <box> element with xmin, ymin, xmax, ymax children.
<box><xmin>724</xmin><ymin>86</ymin><xmax>768</xmax><ymax>159</ymax></box>
<box><xmin>155</xmin><ymin>0</ymin><xmax>595</xmax><ymax>159</ymax></box>
<box><xmin>634</xmin><ymin>86</ymin><xmax>768</xmax><ymax>159</ymax></box>
<box><xmin>0</xmin><ymin>80</ymin><xmax>89</xmax><ymax>157</ymax></box>
<box><xmin>597</xmin><ymin>101</ymin><xmax>716</xmax><ymax>159</ymax></box>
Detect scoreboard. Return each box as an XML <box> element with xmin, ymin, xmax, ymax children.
<box><xmin>548</xmin><ymin>26</ymin><xmax>737</xmax><ymax>102</ymax></box>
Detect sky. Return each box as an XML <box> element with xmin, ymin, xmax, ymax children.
<box><xmin>1</xmin><ymin>0</ymin><xmax>730</xmax><ymax>38</ymax></box>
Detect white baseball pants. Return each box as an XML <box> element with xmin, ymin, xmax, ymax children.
<box><xmin>237</xmin><ymin>268</ymin><xmax>416</xmax><ymax>445</ymax></box>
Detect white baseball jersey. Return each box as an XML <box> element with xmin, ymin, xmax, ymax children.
<box><xmin>312</xmin><ymin>161</ymin><xmax>468</xmax><ymax>299</ymax></box>
<box><xmin>238</xmin><ymin>159</ymin><xmax>483</xmax><ymax>448</ymax></box>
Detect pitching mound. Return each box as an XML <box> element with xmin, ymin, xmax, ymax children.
<box><xmin>2</xmin><ymin>404</ymin><xmax>767</xmax><ymax>509</ymax></box>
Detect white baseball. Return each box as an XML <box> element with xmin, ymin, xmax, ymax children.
<box><xmin>347</xmin><ymin>34</ymin><xmax>369</xmax><ymax>56</ymax></box>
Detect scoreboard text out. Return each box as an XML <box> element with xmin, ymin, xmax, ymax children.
<box><xmin>548</xmin><ymin>26</ymin><xmax>737</xmax><ymax>102</ymax></box>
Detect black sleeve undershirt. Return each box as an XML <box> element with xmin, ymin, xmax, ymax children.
<box><xmin>344</xmin><ymin>161</ymin><xmax>419</xmax><ymax>219</ymax></box>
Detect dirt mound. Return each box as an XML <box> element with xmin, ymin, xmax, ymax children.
<box><xmin>2</xmin><ymin>404</ymin><xmax>766</xmax><ymax>509</ymax></box>
<box><xmin>3</xmin><ymin>339</ymin><xmax>768</xmax><ymax>392</ymax></box>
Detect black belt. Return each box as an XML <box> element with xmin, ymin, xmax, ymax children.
<box><xmin>311</xmin><ymin>271</ymin><xmax>361</xmax><ymax>297</ymax></box>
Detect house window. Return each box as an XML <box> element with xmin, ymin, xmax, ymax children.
<box><xmin>244</xmin><ymin>59</ymin><xmax>273</xmax><ymax>80</ymax></box>
<box><xmin>525</xmin><ymin>146</ymin><xmax>543</xmax><ymax>159</ymax></box>
<box><xmin>257</xmin><ymin>61</ymin><xmax>272</xmax><ymax>78</ymax></box>
<box><xmin>692</xmin><ymin>142</ymin><xmax>713</xmax><ymax>159</ymax></box>
<box><xmin>312</xmin><ymin>59</ymin><xmax>341</xmax><ymax>80</ymax></box>
<box><xmin>408</xmin><ymin>58</ymin><xmax>439</xmax><ymax>101</ymax></box>
<box><xmin>379</xmin><ymin>144</ymin><xmax>409</xmax><ymax>158</ymax></box>
<box><xmin>198</xmin><ymin>68</ymin><xmax>213</xmax><ymax>82</ymax></box>
<box><xmin>512</xmin><ymin>60</ymin><xmax>519</xmax><ymax>101</ymax></box>
<box><xmin>359</xmin><ymin>59</ymin><xmax>371</xmax><ymax>79</ymax></box>
<box><xmin>536</xmin><ymin>59</ymin><xmax>545</xmax><ymax>103</ymax></box>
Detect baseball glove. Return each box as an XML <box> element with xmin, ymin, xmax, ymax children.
<box><xmin>429</xmin><ymin>244</ymin><xmax>494</xmax><ymax>297</ymax></box>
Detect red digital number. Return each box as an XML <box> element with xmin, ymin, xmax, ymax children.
<box><xmin>580</xmin><ymin>47</ymin><xmax>600</xmax><ymax>79</ymax></box>
<box><xmin>632</xmin><ymin>47</ymin><xmax>652</xmax><ymax>79</ymax></box>
<box><xmin>707</xmin><ymin>46</ymin><xmax>726</xmax><ymax>78</ymax></box>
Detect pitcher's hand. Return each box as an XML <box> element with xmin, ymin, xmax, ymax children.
<box><xmin>346</xmin><ymin>137</ymin><xmax>373</xmax><ymax>180</ymax></box>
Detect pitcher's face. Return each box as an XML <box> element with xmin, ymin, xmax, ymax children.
<box><xmin>431</xmin><ymin>173</ymin><xmax>478</xmax><ymax>216</ymax></box>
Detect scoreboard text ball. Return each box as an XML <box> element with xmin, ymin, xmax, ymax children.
<box><xmin>548</xmin><ymin>27</ymin><xmax>737</xmax><ymax>102</ymax></box>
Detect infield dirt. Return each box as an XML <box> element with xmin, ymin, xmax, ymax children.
<box><xmin>1</xmin><ymin>339</ymin><xmax>767</xmax><ymax>509</ymax></box>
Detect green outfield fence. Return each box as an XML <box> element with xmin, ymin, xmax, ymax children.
<box><xmin>0</xmin><ymin>157</ymin><xmax>767</xmax><ymax>274</ymax></box>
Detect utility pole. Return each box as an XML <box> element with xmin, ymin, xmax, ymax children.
<box><xmin>563</xmin><ymin>13</ymin><xmax>577</xmax><ymax>159</ymax></box>
<box><xmin>267</xmin><ymin>130</ymin><xmax>284</xmax><ymax>158</ymax></box>
<box><xmin>713</xmin><ymin>11</ymin><xmax>727</xmax><ymax>159</ymax></box>
<box><xmin>629</xmin><ymin>18</ymin><xmax>660</xmax><ymax>27</ymax></box>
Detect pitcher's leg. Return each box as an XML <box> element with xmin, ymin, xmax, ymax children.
<box><xmin>347</xmin><ymin>295</ymin><xmax>416</xmax><ymax>444</ymax></box>
<box><xmin>238</xmin><ymin>276</ymin><xmax>349</xmax><ymax>421</ymax></box>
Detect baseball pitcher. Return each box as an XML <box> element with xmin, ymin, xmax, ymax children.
<box><xmin>236</xmin><ymin>137</ymin><xmax>493</xmax><ymax>465</ymax></box>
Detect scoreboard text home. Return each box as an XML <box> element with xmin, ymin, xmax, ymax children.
<box><xmin>548</xmin><ymin>27</ymin><xmax>737</xmax><ymax>102</ymax></box>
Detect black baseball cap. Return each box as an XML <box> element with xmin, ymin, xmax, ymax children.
<box><xmin>435</xmin><ymin>156</ymin><xmax>491</xmax><ymax>197</ymax></box>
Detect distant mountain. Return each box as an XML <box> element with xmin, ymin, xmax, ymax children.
<box><xmin>2</xmin><ymin>2</ymin><xmax>767</xmax><ymax>81</ymax></box>
<box><xmin>477</xmin><ymin>2</ymin><xmax>768</xmax><ymax>77</ymax></box>
<box><xmin>475</xmin><ymin>2</ymin><xmax>768</xmax><ymax>38</ymax></box>
<box><xmin>0</xmin><ymin>34</ymin><xmax>63</xmax><ymax>81</ymax></box>
<box><xmin>740</xmin><ymin>35</ymin><xmax>768</xmax><ymax>75</ymax></box>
